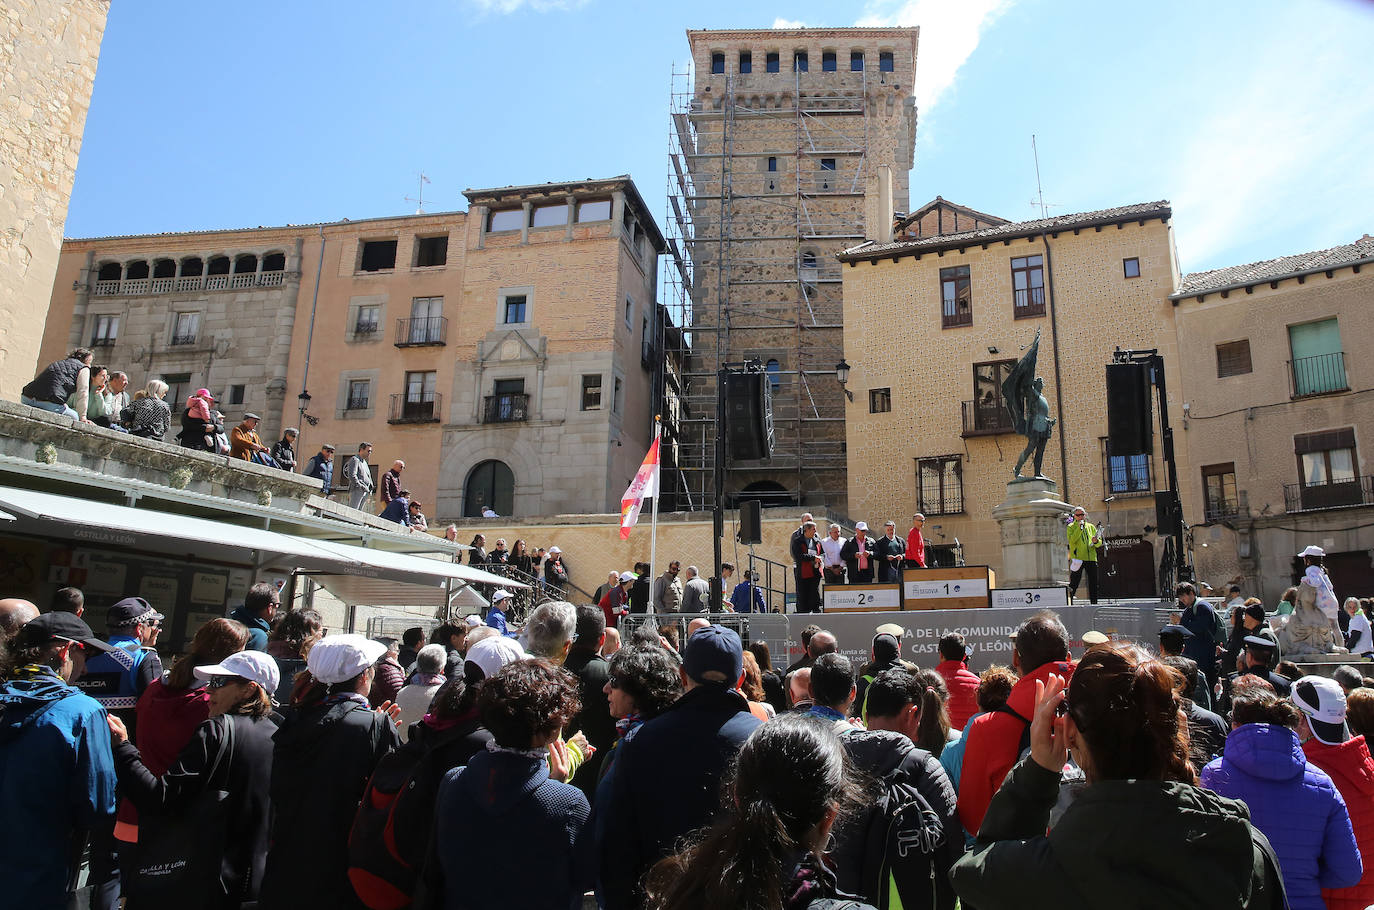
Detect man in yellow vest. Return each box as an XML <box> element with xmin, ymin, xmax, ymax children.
<box><xmin>1066</xmin><ymin>505</ymin><xmax>1103</xmax><ymax>604</ymax></box>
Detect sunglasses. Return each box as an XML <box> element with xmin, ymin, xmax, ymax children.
<box><xmin>207</xmin><ymin>675</ymin><xmax>246</xmax><ymax>689</ymax></box>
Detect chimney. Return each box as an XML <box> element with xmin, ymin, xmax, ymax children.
<box><xmin>864</xmin><ymin>166</ymin><xmax>895</xmax><ymax>244</ymax></box>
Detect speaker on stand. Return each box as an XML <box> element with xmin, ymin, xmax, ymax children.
<box><xmin>737</xmin><ymin>499</ymin><xmax>762</xmax><ymax>545</ymax></box>
<box><xmin>724</xmin><ymin>372</ymin><xmax>775</xmax><ymax>461</ymax></box>
<box><xmin>1105</xmin><ymin>362</ymin><xmax>1153</xmax><ymax>455</ymax></box>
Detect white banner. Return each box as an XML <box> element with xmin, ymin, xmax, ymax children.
<box><xmin>905</xmin><ymin>577</ymin><xmax>989</xmax><ymax>599</ymax></box>
<box><xmin>824</xmin><ymin>585</ymin><xmax>902</xmax><ymax>611</ymax></box>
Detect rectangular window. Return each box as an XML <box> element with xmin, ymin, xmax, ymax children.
<box><xmin>577</xmin><ymin>199</ymin><xmax>611</xmax><ymax>222</ymax></box>
<box><xmin>531</xmin><ymin>203</ymin><xmax>569</xmax><ymax>228</ymax></box>
<box><xmin>229</xmin><ymin>384</ymin><xmax>245</xmax><ymax>406</ymax></box>
<box><xmin>850</xmin><ymin>51</ymin><xmax>864</xmax><ymax>71</ymax></box>
<box><xmin>739</xmin><ymin>51</ymin><xmax>752</xmax><ymax>73</ymax></box>
<box><xmin>767</xmin><ymin>156</ymin><xmax>777</xmax><ymax>172</ymax></box>
<box><xmin>359</xmin><ymin>240</ymin><xmax>397</xmax><ymax>272</ymax></box>
<box><xmin>820</xmin><ymin>158</ymin><xmax>837</xmax><ymax>171</ymax></box>
<box><xmin>1216</xmin><ymin>340</ymin><xmax>1253</xmax><ymax>378</ymax></box>
<box><xmin>822</xmin><ymin>51</ymin><xmax>837</xmax><ymax>71</ymax></box>
<box><xmin>347</xmin><ymin>379</ymin><xmax>371</xmax><ymax>410</ymax></box>
<box><xmin>1289</xmin><ymin>318</ymin><xmax>1348</xmax><ymax>397</ymax></box>
<box><xmin>879</xmin><ymin>51</ymin><xmax>894</xmax><ymax>72</ymax></box>
<box><xmin>581</xmin><ymin>374</ymin><xmax>602</xmax><ymax>410</ymax></box>
<box><xmin>400</xmin><ymin>371</ymin><xmax>437</xmax><ymax>422</ymax></box>
<box><xmin>869</xmin><ymin>388</ymin><xmax>891</xmax><ymax>413</ymax></box>
<box><xmin>967</xmin><ymin>360</ymin><xmax>1016</xmax><ymax>434</ymax></box>
<box><xmin>415</xmin><ymin>235</ymin><xmax>448</xmax><ymax>267</ymax></box>
<box><xmin>171</xmin><ymin>312</ymin><xmax>199</xmax><ymax>345</ymax></box>
<box><xmin>91</xmin><ymin>314</ymin><xmax>119</xmax><ymax>346</ymax></box>
<box><xmin>408</xmin><ymin>296</ymin><xmax>444</xmax><ymax>344</ymax></box>
<box><xmin>793</xmin><ymin>51</ymin><xmax>808</xmax><ymax>72</ymax></box>
<box><xmin>1123</xmin><ymin>257</ymin><xmax>1141</xmax><ymax>279</ymax></box>
<box><xmin>711</xmin><ymin>52</ymin><xmax>725</xmax><ymax>74</ymax></box>
<box><xmin>503</xmin><ymin>294</ymin><xmax>527</xmax><ymax>324</ymax></box>
<box><xmin>355</xmin><ymin>305</ymin><xmax>380</xmax><ymax>335</ymax></box>
<box><xmin>624</xmin><ymin>296</ymin><xmax>633</xmax><ymax>327</ymax></box>
<box><xmin>488</xmin><ymin>209</ymin><xmax>523</xmax><ymax>232</ymax></box>
<box><xmin>613</xmin><ymin>377</ymin><xmax>623</xmax><ymax>414</ymax></box>
<box><xmin>1293</xmin><ymin>428</ymin><xmax>1361</xmax><ymax>510</ymax></box>
<box><xmin>163</xmin><ymin>372</ymin><xmax>191</xmax><ymax>407</ymax></box>
<box><xmin>940</xmin><ymin>265</ymin><xmax>973</xmax><ymax>328</ymax></box>
<box><xmin>917</xmin><ymin>455</ymin><xmax>964</xmax><ymax>515</ymax></box>
<box><xmin>1202</xmin><ymin>463</ymin><xmax>1238</xmax><ymax>520</ymax></box>
<box><xmin>1010</xmin><ymin>255</ymin><xmax>1045</xmax><ymax>317</ymax></box>
<box><xmin>766</xmin><ymin>52</ymin><xmax>780</xmax><ymax>73</ymax></box>
<box><xmin>1102</xmin><ymin>439</ymin><xmax>1152</xmax><ymax>495</ymax></box>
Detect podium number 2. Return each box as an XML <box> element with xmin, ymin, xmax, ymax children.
<box><xmin>856</xmin><ymin>592</ymin><xmax>869</xmax><ymax>604</ymax></box>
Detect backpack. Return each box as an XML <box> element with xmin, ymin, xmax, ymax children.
<box><xmin>346</xmin><ymin>734</ymin><xmax>454</xmax><ymax>910</ymax></box>
<box><xmin>859</xmin><ymin>767</ymin><xmax>946</xmax><ymax>910</ymax></box>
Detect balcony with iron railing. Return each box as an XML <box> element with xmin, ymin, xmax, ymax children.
<box><xmin>1288</xmin><ymin>352</ymin><xmax>1349</xmax><ymax>399</ymax></box>
<box><xmin>92</xmin><ymin>270</ymin><xmax>287</xmax><ymax>297</ymax></box>
<box><xmin>344</xmin><ymin>395</ymin><xmax>371</xmax><ymax>412</ymax></box>
<box><xmin>1284</xmin><ymin>475</ymin><xmax>1374</xmax><ymax>513</ymax></box>
<box><xmin>90</xmin><ymin>337</ymin><xmax>116</xmax><ymax>348</ymax></box>
<box><xmin>961</xmin><ymin>400</ymin><xmax>1015</xmax><ymax>437</ymax></box>
<box><xmin>1013</xmin><ymin>286</ymin><xmax>1046</xmax><ymax>318</ymax></box>
<box><xmin>482</xmin><ymin>393</ymin><xmax>530</xmax><ymax>424</ymax></box>
<box><xmin>169</xmin><ymin>333</ymin><xmax>198</xmax><ymax>346</ymax></box>
<box><xmin>1204</xmin><ymin>498</ymin><xmax>1241</xmax><ymax>522</ymax></box>
<box><xmin>942</xmin><ymin>297</ymin><xmax>973</xmax><ymax>329</ymax></box>
<box><xmin>395</xmin><ymin>316</ymin><xmax>448</xmax><ymax>347</ymax></box>
<box><xmin>388</xmin><ymin>392</ymin><xmax>441</xmax><ymax>424</ymax></box>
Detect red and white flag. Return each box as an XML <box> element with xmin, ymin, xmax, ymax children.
<box><xmin>620</xmin><ymin>437</ymin><xmax>660</xmax><ymax>540</ymax></box>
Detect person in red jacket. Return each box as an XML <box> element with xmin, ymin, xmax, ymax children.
<box><xmin>956</xmin><ymin>611</ymin><xmax>1075</xmax><ymax>836</ymax></box>
<box><xmin>935</xmin><ymin>632</ymin><xmax>980</xmax><ymax>731</ymax></box>
<box><xmin>1294</xmin><ymin>674</ymin><xmax>1374</xmax><ymax>910</ymax></box>
<box><xmin>904</xmin><ymin>512</ymin><xmax>927</xmax><ymax>568</ymax></box>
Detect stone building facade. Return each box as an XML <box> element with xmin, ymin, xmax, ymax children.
<box><xmin>1173</xmin><ymin>236</ymin><xmax>1374</xmax><ymax>603</ymax></box>
<box><xmin>0</xmin><ymin>0</ymin><xmax>108</xmax><ymax>401</ymax></box>
<box><xmin>38</xmin><ymin>176</ymin><xmax>666</xmax><ymax>520</ymax></box>
<box><xmin>669</xmin><ymin>28</ymin><xmax>919</xmax><ymax>512</ymax></box>
<box><xmin>838</xmin><ymin>202</ymin><xmax>1193</xmax><ymax>597</ymax></box>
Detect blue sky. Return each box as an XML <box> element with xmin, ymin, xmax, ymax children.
<box><xmin>66</xmin><ymin>0</ymin><xmax>1373</xmax><ymax>276</ymax></box>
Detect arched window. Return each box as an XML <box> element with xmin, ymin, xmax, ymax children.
<box><xmin>766</xmin><ymin>358</ymin><xmax>781</xmax><ymax>392</ymax></box>
<box><xmin>233</xmin><ymin>254</ymin><xmax>258</xmax><ymax>274</ymax></box>
<box><xmin>207</xmin><ymin>256</ymin><xmax>231</xmax><ymax>275</ymax></box>
<box><xmin>261</xmin><ymin>252</ymin><xmax>285</xmax><ymax>271</ymax></box>
<box><xmin>124</xmin><ymin>260</ymin><xmax>150</xmax><ymax>280</ymax></box>
<box><xmin>96</xmin><ymin>262</ymin><xmax>121</xmax><ymax>281</ymax></box>
<box><xmin>152</xmin><ymin>258</ymin><xmax>176</xmax><ymax>278</ymax></box>
<box><xmin>738</xmin><ymin>480</ymin><xmax>792</xmax><ymax>509</ymax></box>
<box><xmin>180</xmin><ymin>256</ymin><xmax>204</xmax><ymax>277</ymax></box>
<box><xmin>464</xmin><ymin>460</ymin><xmax>515</xmax><ymax>518</ymax></box>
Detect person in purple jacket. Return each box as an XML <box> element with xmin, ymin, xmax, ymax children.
<box><xmin>1202</xmin><ymin>689</ymin><xmax>1363</xmax><ymax>910</ymax></box>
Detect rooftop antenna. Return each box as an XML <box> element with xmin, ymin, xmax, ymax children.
<box><xmin>1029</xmin><ymin>135</ymin><xmax>1058</xmax><ymax>219</ymax></box>
<box><xmin>405</xmin><ymin>172</ymin><xmax>431</xmax><ymax>214</ymax></box>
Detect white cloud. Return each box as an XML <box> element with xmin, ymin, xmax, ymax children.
<box><xmin>469</xmin><ymin>0</ymin><xmax>587</xmax><ymax>13</ymax></box>
<box><xmin>856</xmin><ymin>0</ymin><xmax>1013</xmax><ymax>114</ymax></box>
<box><xmin>772</xmin><ymin>18</ymin><xmax>810</xmax><ymax>28</ymax></box>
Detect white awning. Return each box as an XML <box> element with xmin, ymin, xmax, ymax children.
<box><xmin>308</xmin><ymin>574</ymin><xmax>451</xmax><ymax>610</ymax></box>
<box><xmin>305</xmin><ymin>539</ymin><xmax>529</xmax><ymax>589</ymax></box>
<box><xmin>0</xmin><ymin>509</ymin><xmax>13</xmax><ymax>521</ymax></box>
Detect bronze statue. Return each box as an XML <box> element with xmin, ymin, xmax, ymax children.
<box><xmin>1003</xmin><ymin>330</ymin><xmax>1057</xmax><ymax>480</ymax></box>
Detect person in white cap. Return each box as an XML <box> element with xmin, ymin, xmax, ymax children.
<box><xmin>484</xmin><ymin>589</ymin><xmax>517</xmax><ymax>638</ymax></box>
<box><xmin>258</xmin><ymin>634</ymin><xmax>401</xmax><ymax>909</ymax></box>
<box><xmin>840</xmin><ymin>521</ymin><xmax>876</xmax><ymax>584</ymax></box>
<box><xmin>1300</xmin><ymin>545</ymin><xmax>1344</xmax><ymax>634</ymax></box>
<box><xmin>106</xmin><ymin>651</ymin><xmax>281</xmax><ymax>905</ymax></box>
<box><xmin>1294</xmin><ymin>674</ymin><xmax>1374</xmax><ymax>910</ymax></box>
<box><xmin>544</xmin><ymin>545</ymin><xmax>569</xmax><ymax>593</ymax></box>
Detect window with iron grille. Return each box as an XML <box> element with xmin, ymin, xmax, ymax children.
<box><xmin>346</xmin><ymin>380</ymin><xmax>371</xmax><ymax>410</ymax></box>
<box><xmin>171</xmin><ymin>312</ymin><xmax>199</xmax><ymax>345</ymax></box>
<box><xmin>355</xmin><ymin>305</ymin><xmax>380</xmax><ymax>335</ymax></box>
<box><xmin>1216</xmin><ymin>340</ymin><xmax>1252</xmax><ymax>378</ymax></box>
<box><xmin>1101</xmin><ymin>438</ymin><xmax>1153</xmax><ymax>496</ymax></box>
<box><xmin>1202</xmin><ymin>463</ymin><xmax>1238</xmax><ymax>519</ymax></box>
<box><xmin>917</xmin><ymin>455</ymin><xmax>964</xmax><ymax>515</ymax></box>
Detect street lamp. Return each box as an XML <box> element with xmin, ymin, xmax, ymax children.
<box><xmin>835</xmin><ymin>359</ymin><xmax>853</xmax><ymax>402</ymax></box>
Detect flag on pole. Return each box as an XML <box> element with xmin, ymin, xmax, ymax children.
<box><xmin>620</xmin><ymin>437</ymin><xmax>660</xmax><ymax>540</ymax></box>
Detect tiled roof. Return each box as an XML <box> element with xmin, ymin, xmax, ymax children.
<box><xmin>1173</xmin><ymin>235</ymin><xmax>1374</xmax><ymax>297</ymax></box>
<box><xmin>840</xmin><ymin>201</ymin><xmax>1172</xmax><ymax>261</ymax></box>
<box><xmin>896</xmin><ymin>196</ymin><xmax>1009</xmax><ymax>231</ymax></box>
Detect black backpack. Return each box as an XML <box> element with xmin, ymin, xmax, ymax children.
<box><xmin>858</xmin><ymin>767</ymin><xmax>946</xmax><ymax>910</ymax></box>
<box><xmin>347</xmin><ymin>734</ymin><xmax>453</xmax><ymax>910</ymax></box>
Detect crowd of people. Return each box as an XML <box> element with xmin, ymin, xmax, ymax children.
<box><xmin>6</xmin><ymin>577</ymin><xmax>1374</xmax><ymax>910</ymax></box>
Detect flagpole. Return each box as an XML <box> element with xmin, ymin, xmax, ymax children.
<box><xmin>649</xmin><ymin>415</ymin><xmax>661</xmax><ymax>582</ymax></box>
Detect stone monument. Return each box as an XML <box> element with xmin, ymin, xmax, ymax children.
<box><xmin>992</xmin><ymin>331</ymin><xmax>1073</xmax><ymax>588</ymax></box>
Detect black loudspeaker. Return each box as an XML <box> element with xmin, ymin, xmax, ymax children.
<box><xmin>724</xmin><ymin>372</ymin><xmax>774</xmax><ymax>461</ymax></box>
<box><xmin>1105</xmin><ymin>362</ymin><xmax>1153</xmax><ymax>455</ymax></box>
<box><xmin>1154</xmin><ymin>491</ymin><xmax>1180</xmax><ymax>538</ymax></box>
<box><xmin>737</xmin><ymin>499</ymin><xmax>762</xmax><ymax>544</ymax></box>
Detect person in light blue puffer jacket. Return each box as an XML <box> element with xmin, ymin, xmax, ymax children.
<box><xmin>1202</xmin><ymin>692</ymin><xmax>1363</xmax><ymax>910</ymax></box>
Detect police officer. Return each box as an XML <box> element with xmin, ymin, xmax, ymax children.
<box><xmin>76</xmin><ymin>596</ymin><xmax>164</xmax><ymax>738</ymax></box>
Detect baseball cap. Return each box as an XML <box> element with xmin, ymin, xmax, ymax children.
<box><xmin>107</xmin><ymin>596</ymin><xmax>164</xmax><ymax>629</ymax></box>
<box><xmin>195</xmin><ymin>650</ymin><xmax>280</xmax><ymax>694</ymax></box>
<box><xmin>465</xmin><ymin>636</ymin><xmax>528</xmax><ymax>680</ymax></box>
<box><xmin>619</xmin><ymin>571</ymin><xmax>635</xmax><ymax>583</ymax></box>
<box><xmin>13</xmin><ymin>613</ymin><xmax>116</xmax><ymax>654</ymax></box>
<box><xmin>682</xmin><ymin>624</ymin><xmax>744</xmax><ymax>686</ymax></box>
<box><xmin>1159</xmin><ymin>623</ymin><xmax>1194</xmax><ymax>639</ymax></box>
<box><xmin>306</xmin><ymin>634</ymin><xmax>388</xmax><ymax>685</ymax></box>
<box><xmin>872</xmin><ymin>632</ymin><xmax>900</xmax><ymax>662</ymax></box>
<box><xmin>194</xmin><ymin>388</ymin><xmax>216</xmax><ymax>400</ymax></box>
<box><xmin>490</xmin><ymin>589</ymin><xmax>514</xmax><ymax>604</ymax></box>
<box><xmin>1299</xmin><ymin>545</ymin><xmax>1326</xmax><ymax>558</ymax></box>
<box><xmin>855</xmin><ymin>521</ymin><xmax>869</xmax><ymax>531</ymax></box>
<box><xmin>1292</xmin><ymin>675</ymin><xmax>1350</xmax><ymax>745</ymax></box>
<box><xmin>548</xmin><ymin>546</ymin><xmax>561</xmax><ymax>554</ymax></box>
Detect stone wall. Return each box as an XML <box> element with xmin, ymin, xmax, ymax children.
<box><xmin>0</xmin><ymin>0</ymin><xmax>108</xmax><ymax>401</ymax></box>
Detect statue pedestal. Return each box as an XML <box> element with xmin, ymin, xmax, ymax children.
<box><xmin>992</xmin><ymin>478</ymin><xmax>1073</xmax><ymax>589</ymax></box>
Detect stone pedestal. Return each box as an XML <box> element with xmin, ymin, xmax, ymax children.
<box><xmin>992</xmin><ymin>478</ymin><xmax>1073</xmax><ymax>588</ymax></box>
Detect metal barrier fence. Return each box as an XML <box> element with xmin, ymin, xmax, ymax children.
<box><xmin>619</xmin><ymin>612</ymin><xmax>794</xmax><ymax>671</ymax></box>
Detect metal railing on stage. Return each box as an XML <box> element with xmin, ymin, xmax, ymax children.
<box><xmin>619</xmin><ymin>612</ymin><xmax>793</xmax><ymax>670</ymax></box>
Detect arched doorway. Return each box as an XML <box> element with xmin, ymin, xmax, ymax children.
<box><xmin>736</xmin><ymin>480</ymin><xmax>792</xmax><ymax>510</ymax></box>
<box><xmin>464</xmin><ymin>460</ymin><xmax>514</xmax><ymax>517</ymax></box>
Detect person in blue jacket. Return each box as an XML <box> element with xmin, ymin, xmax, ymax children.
<box><xmin>485</xmin><ymin>589</ymin><xmax>518</xmax><ymax>637</ymax></box>
<box><xmin>0</xmin><ymin>612</ymin><xmax>118</xmax><ymax>910</ymax></box>
<box><xmin>729</xmin><ymin>570</ymin><xmax>767</xmax><ymax>613</ymax></box>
